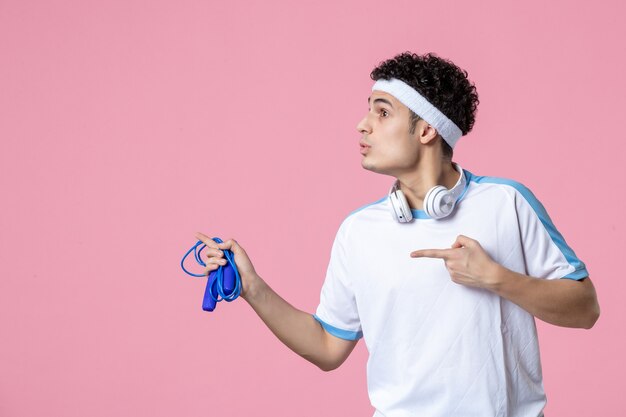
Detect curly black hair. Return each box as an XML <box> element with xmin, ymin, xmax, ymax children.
<box><xmin>370</xmin><ymin>52</ymin><xmax>479</xmax><ymax>158</ymax></box>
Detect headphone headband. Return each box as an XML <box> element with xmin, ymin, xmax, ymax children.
<box><xmin>388</xmin><ymin>163</ymin><xmax>466</xmax><ymax>222</ymax></box>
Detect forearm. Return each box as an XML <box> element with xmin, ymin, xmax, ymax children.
<box><xmin>242</xmin><ymin>275</ymin><xmax>351</xmax><ymax>371</ymax></box>
<box><xmin>488</xmin><ymin>266</ymin><xmax>600</xmax><ymax>329</ymax></box>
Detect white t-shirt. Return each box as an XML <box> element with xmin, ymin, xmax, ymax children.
<box><xmin>314</xmin><ymin>169</ymin><xmax>588</xmax><ymax>417</ymax></box>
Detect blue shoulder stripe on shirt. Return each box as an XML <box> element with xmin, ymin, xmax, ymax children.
<box><xmin>465</xmin><ymin>170</ymin><xmax>588</xmax><ymax>280</ymax></box>
<box><xmin>313</xmin><ymin>315</ymin><xmax>363</xmax><ymax>340</ymax></box>
<box><xmin>347</xmin><ymin>196</ymin><xmax>387</xmax><ymax>217</ymax></box>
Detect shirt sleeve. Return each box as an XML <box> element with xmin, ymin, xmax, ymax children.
<box><xmin>314</xmin><ymin>220</ymin><xmax>363</xmax><ymax>340</ymax></box>
<box><xmin>512</xmin><ymin>183</ymin><xmax>589</xmax><ymax>280</ymax></box>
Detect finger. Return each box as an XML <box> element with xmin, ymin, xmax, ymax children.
<box><xmin>195</xmin><ymin>232</ymin><xmax>220</xmax><ymax>249</ymax></box>
<box><xmin>216</xmin><ymin>238</ymin><xmax>239</xmax><ymax>252</ymax></box>
<box><xmin>410</xmin><ymin>249</ymin><xmax>450</xmax><ymax>259</ymax></box>
<box><xmin>206</xmin><ymin>257</ymin><xmax>227</xmax><ymax>266</ymax></box>
<box><xmin>203</xmin><ymin>247</ymin><xmax>224</xmax><ymax>259</ymax></box>
<box><xmin>203</xmin><ymin>264</ymin><xmax>219</xmax><ymax>274</ymax></box>
<box><xmin>454</xmin><ymin>234</ymin><xmax>475</xmax><ymax>248</ymax></box>
<box><xmin>451</xmin><ymin>240</ymin><xmax>463</xmax><ymax>249</ymax></box>
<box><xmin>203</xmin><ymin>257</ymin><xmax>228</xmax><ymax>274</ymax></box>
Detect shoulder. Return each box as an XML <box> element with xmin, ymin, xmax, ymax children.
<box><xmin>463</xmin><ymin>170</ymin><xmax>556</xmax><ymax>232</ymax></box>
<box><xmin>336</xmin><ymin>195</ymin><xmax>388</xmax><ymax>236</ymax></box>
<box><xmin>347</xmin><ymin>195</ymin><xmax>388</xmax><ymax>218</ymax></box>
<box><xmin>466</xmin><ymin>170</ymin><xmax>533</xmax><ymax>194</ymax></box>
<box><xmin>464</xmin><ymin>170</ymin><xmax>542</xmax><ymax>206</ymax></box>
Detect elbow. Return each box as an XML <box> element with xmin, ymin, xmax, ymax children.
<box><xmin>576</xmin><ymin>277</ymin><xmax>600</xmax><ymax>330</ymax></box>
<box><xmin>301</xmin><ymin>352</ymin><xmax>343</xmax><ymax>372</ymax></box>
<box><xmin>581</xmin><ymin>303</ymin><xmax>600</xmax><ymax>329</ymax></box>
<box><xmin>316</xmin><ymin>358</ymin><xmax>343</xmax><ymax>372</ymax></box>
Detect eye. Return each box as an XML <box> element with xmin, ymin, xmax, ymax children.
<box><xmin>380</xmin><ymin>109</ymin><xmax>389</xmax><ymax>117</ymax></box>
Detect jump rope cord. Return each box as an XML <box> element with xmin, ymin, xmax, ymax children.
<box><xmin>180</xmin><ymin>238</ymin><xmax>242</xmax><ymax>306</ymax></box>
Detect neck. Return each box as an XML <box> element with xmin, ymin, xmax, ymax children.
<box><xmin>397</xmin><ymin>159</ymin><xmax>459</xmax><ymax>210</ymax></box>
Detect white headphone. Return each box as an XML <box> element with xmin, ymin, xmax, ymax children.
<box><xmin>389</xmin><ymin>163</ymin><xmax>467</xmax><ymax>223</ymax></box>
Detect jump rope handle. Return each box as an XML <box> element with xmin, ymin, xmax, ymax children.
<box><xmin>181</xmin><ymin>237</ymin><xmax>242</xmax><ymax>312</ymax></box>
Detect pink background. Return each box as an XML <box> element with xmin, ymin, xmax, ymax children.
<box><xmin>1</xmin><ymin>0</ymin><xmax>624</xmax><ymax>415</ymax></box>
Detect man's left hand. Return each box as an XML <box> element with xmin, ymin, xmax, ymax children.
<box><xmin>410</xmin><ymin>235</ymin><xmax>501</xmax><ymax>290</ymax></box>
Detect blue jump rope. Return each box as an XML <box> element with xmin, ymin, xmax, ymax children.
<box><xmin>181</xmin><ymin>238</ymin><xmax>241</xmax><ymax>312</ymax></box>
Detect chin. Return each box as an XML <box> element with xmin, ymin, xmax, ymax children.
<box><xmin>361</xmin><ymin>159</ymin><xmax>376</xmax><ymax>172</ymax></box>
<box><xmin>361</xmin><ymin>160</ymin><xmax>389</xmax><ymax>176</ymax></box>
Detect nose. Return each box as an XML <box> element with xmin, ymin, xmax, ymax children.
<box><xmin>356</xmin><ymin>114</ymin><xmax>372</xmax><ymax>134</ymax></box>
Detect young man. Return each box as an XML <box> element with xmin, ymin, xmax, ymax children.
<box><xmin>195</xmin><ymin>52</ymin><xmax>599</xmax><ymax>417</ymax></box>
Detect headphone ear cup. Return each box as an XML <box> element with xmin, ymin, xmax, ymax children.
<box><xmin>390</xmin><ymin>189</ymin><xmax>413</xmax><ymax>223</ymax></box>
<box><xmin>424</xmin><ymin>186</ymin><xmax>451</xmax><ymax>219</ymax></box>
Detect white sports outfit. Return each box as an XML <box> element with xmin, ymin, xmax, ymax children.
<box><xmin>314</xmin><ymin>169</ymin><xmax>588</xmax><ymax>417</ymax></box>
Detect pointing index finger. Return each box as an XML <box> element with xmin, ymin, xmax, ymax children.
<box><xmin>194</xmin><ymin>232</ymin><xmax>219</xmax><ymax>249</ymax></box>
<box><xmin>410</xmin><ymin>248</ymin><xmax>451</xmax><ymax>259</ymax></box>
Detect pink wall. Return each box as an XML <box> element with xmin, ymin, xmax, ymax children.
<box><xmin>1</xmin><ymin>0</ymin><xmax>623</xmax><ymax>415</ymax></box>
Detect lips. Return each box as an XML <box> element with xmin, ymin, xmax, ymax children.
<box><xmin>359</xmin><ymin>140</ymin><xmax>371</xmax><ymax>155</ymax></box>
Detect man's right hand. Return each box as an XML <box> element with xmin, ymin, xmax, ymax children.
<box><xmin>194</xmin><ymin>232</ymin><xmax>260</xmax><ymax>300</ymax></box>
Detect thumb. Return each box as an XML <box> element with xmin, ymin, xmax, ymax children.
<box><xmin>217</xmin><ymin>238</ymin><xmax>236</xmax><ymax>251</ymax></box>
<box><xmin>452</xmin><ymin>234</ymin><xmax>475</xmax><ymax>249</ymax></box>
<box><xmin>218</xmin><ymin>239</ymin><xmax>245</xmax><ymax>256</ymax></box>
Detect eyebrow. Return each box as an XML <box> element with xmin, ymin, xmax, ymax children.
<box><xmin>368</xmin><ymin>97</ymin><xmax>394</xmax><ymax>108</ymax></box>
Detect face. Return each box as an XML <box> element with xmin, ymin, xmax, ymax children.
<box><xmin>357</xmin><ymin>91</ymin><xmax>423</xmax><ymax>177</ymax></box>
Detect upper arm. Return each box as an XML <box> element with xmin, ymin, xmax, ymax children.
<box><xmin>509</xmin><ymin>184</ymin><xmax>589</xmax><ymax>280</ymax></box>
<box><xmin>314</xmin><ymin>221</ymin><xmax>362</xmax><ymax>370</ymax></box>
<box><xmin>318</xmin><ymin>327</ymin><xmax>359</xmax><ymax>371</ymax></box>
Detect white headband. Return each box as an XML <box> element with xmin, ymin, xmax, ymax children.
<box><xmin>372</xmin><ymin>78</ymin><xmax>462</xmax><ymax>148</ymax></box>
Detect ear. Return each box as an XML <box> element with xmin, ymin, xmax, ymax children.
<box><xmin>417</xmin><ymin>120</ymin><xmax>439</xmax><ymax>145</ymax></box>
